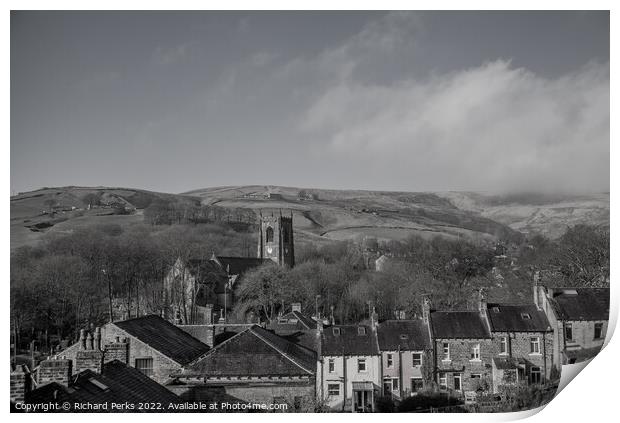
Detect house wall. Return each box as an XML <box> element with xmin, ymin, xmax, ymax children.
<box><xmin>491</xmin><ymin>331</ymin><xmax>554</xmax><ymax>379</ymax></box>
<box><xmin>434</xmin><ymin>338</ymin><xmax>495</xmax><ymax>393</ymax></box>
<box><xmin>170</xmin><ymin>379</ymin><xmax>316</xmax><ymax>412</ymax></box>
<box><xmin>54</xmin><ymin>323</ymin><xmax>182</xmax><ymax>384</ymax></box>
<box><xmin>563</xmin><ymin>319</ymin><xmax>608</xmax><ymax>362</ymax></box>
<box><xmin>318</xmin><ymin>355</ymin><xmax>381</xmax><ymax>411</ymax></box>
<box><xmin>381</xmin><ymin>350</ymin><xmax>425</xmax><ymax>397</ymax></box>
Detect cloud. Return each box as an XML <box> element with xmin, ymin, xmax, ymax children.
<box><xmin>298</xmin><ymin>55</ymin><xmax>609</xmax><ymax>193</ymax></box>
<box><xmin>153</xmin><ymin>43</ymin><xmax>189</xmax><ymax>65</ymax></box>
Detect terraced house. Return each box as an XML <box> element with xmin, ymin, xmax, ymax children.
<box><xmin>317</xmin><ymin>321</ymin><xmax>381</xmax><ymax>412</ymax></box>
<box><xmin>376</xmin><ymin>319</ymin><xmax>432</xmax><ymax>399</ymax></box>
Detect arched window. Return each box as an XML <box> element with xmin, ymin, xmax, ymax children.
<box><xmin>266</xmin><ymin>226</ymin><xmax>274</xmax><ymax>243</ymax></box>
<box><xmin>283</xmin><ymin>227</ymin><xmax>289</xmax><ymax>243</ymax></box>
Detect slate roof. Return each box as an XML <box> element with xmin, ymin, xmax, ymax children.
<box><xmin>376</xmin><ymin>320</ymin><xmax>431</xmax><ymax>351</ymax></box>
<box><xmin>486</xmin><ymin>304</ymin><xmax>551</xmax><ymax>332</ymax></box>
<box><xmin>549</xmin><ymin>288</ymin><xmax>610</xmax><ymax>321</ymax></box>
<box><xmin>430</xmin><ymin>311</ymin><xmax>491</xmax><ymax>339</ymax></box>
<box><xmin>321</xmin><ymin>325</ymin><xmax>380</xmax><ymax>356</ymax></box>
<box><xmin>267</xmin><ymin>311</ymin><xmax>317</xmax><ymax>331</ymax></box>
<box><xmin>114</xmin><ymin>315</ymin><xmax>210</xmax><ymax>365</ymax></box>
<box><xmin>26</xmin><ymin>360</ymin><xmax>181</xmax><ymax>411</ymax></box>
<box><xmin>181</xmin><ymin>325</ymin><xmax>316</xmax><ymax>377</ymax></box>
<box><xmin>215</xmin><ymin>256</ymin><xmax>273</xmax><ymax>276</ymax></box>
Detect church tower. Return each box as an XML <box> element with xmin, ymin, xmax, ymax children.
<box><xmin>258</xmin><ymin>211</ymin><xmax>295</xmax><ymax>267</ymax></box>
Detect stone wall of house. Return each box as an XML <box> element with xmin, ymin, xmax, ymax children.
<box><xmin>102</xmin><ymin>324</ymin><xmax>182</xmax><ymax>383</ymax></box>
<box><xmin>494</xmin><ymin>331</ymin><xmax>554</xmax><ymax>378</ymax></box>
<box><xmin>169</xmin><ymin>379</ymin><xmax>316</xmax><ymax>412</ymax></box>
<box><xmin>565</xmin><ymin>320</ymin><xmax>607</xmax><ymax>352</ymax></box>
<box><xmin>381</xmin><ymin>350</ymin><xmax>426</xmax><ymax>397</ymax></box>
<box><xmin>434</xmin><ymin>338</ymin><xmax>495</xmax><ymax>392</ymax></box>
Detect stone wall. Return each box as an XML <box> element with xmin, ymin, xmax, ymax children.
<box><xmin>434</xmin><ymin>338</ymin><xmax>495</xmax><ymax>392</ymax></box>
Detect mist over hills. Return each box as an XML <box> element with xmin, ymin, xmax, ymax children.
<box><xmin>10</xmin><ymin>185</ymin><xmax>609</xmax><ymax>250</ymax></box>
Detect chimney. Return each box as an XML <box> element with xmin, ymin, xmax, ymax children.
<box><xmin>292</xmin><ymin>303</ymin><xmax>302</xmax><ymax>313</ymax></box>
<box><xmin>103</xmin><ymin>336</ymin><xmax>129</xmax><ymax>364</ymax></box>
<box><xmin>75</xmin><ymin>331</ymin><xmax>104</xmax><ymax>374</ymax></box>
<box><xmin>94</xmin><ymin>327</ymin><xmax>101</xmax><ymax>351</ymax></box>
<box><xmin>79</xmin><ymin>329</ymin><xmax>86</xmax><ymax>350</ymax></box>
<box><xmin>533</xmin><ymin>270</ymin><xmax>542</xmax><ymax>310</ymax></box>
<box><xmin>478</xmin><ymin>290</ymin><xmax>487</xmax><ymax>317</ymax></box>
<box><xmin>422</xmin><ymin>297</ymin><xmax>431</xmax><ymax>324</ymax></box>
<box><xmin>370</xmin><ymin>307</ymin><xmax>379</xmax><ymax>329</ymax></box>
<box><xmin>37</xmin><ymin>359</ymin><xmax>72</xmax><ymax>387</ymax></box>
<box><xmin>205</xmin><ymin>304</ymin><xmax>214</xmax><ymax>325</ymax></box>
<box><xmin>10</xmin><ymin>364</ymin><xmax>32</xmax><ymax>403</ymax></box>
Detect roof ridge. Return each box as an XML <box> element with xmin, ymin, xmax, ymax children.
<box><xmin>250</xmin><ymin>327</ymin><xmax>314</xmax><ymax>374</ymax></box>
<box><xmin>186</xmin><ymin>326</ymin><xmax>252</xmax><ymax>366</ymax></box>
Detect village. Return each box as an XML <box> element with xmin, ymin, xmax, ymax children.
<box><xmin>10</xmin><ymin>213</ymin><xmax>610</xmax><ymax>413</ymax></box>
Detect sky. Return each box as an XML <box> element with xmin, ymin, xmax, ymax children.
<box><xmin>10</xmin><ymin>11</ymin><xmax>609</xmax><ymax>195</ymax></box>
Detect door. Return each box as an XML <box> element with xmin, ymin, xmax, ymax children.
<box><xmin>454</xmin><ymin>373</ymin><xmax>462</xmax><ymax>391</ymax></box>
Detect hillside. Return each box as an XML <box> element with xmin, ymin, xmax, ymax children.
<box><xmin>10</xmin><ymin>186</ymin><xmax>200</xmax><ymax>249</ymax></box>
<box><xmin>437</xmin><ymin>192</ymin><xmax>609</xmax><ymax>239</ymax></box>
<box><xmin>11</xmin><ymin>185</ymin><xmax>608</xmax><ymax>251</ymax></box>
<box><xmin>185</xmin><ymin>185</ymin><xmax>522</xmax><ymax>244</ymax></box>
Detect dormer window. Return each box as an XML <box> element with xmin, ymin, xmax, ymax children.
<box><xmin>333</xmin><ymin>327</ymin><xmax>341</xmax><ymax>336</ymax></box>
<box><xmin>399</xmin><ymin>334</ymin><xmax>408</xmax><ymax>340</ymax></box>
<box><xmin>358</xmin><ymin>327</ymin><xmax>366</xmax><ymax>336</ymax></box>
<box><xmin>492</xmin><ymin>307</ymin><xmax>500</xmax><ymax>313</ymax></box>
<box><xmin>521</xmin><ymin>313</ymin><xmax>531</xmax><ymax>320</ymax></box>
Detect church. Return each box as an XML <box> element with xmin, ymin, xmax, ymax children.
<box><xmin>163</xmin><ymin>211</ymin><xmax>295</xmax><ymax>325</ymax></box>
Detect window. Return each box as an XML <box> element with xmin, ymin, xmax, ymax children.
<box><xmin>410</xmin><ymin>378</ymin><xmax>424</xmax><ymax>393</ymax></box>
<box><xmin>399</xmin><ymin>334</ymin><xmax>408</xmax><ymax>340</ymax></box>
<box><xmin>332</xmin><ymin>327</ymin><xmax>341</xmax><ymax>336</ymax></box>
<box><xmin>470</xmin><ymin>374</ymin><xmax>482</xmax><ymax>379</ymax></box>
<box><xmin>530</xmin><ymin>367</ymin><xmax>542</xmax><ymax>384</ymax></box>
<box><xmin>134</xmin><ymin>358</ymin><xmax>153</xmax><ymax>377</ymax></box>
<box><xmin>392</xmin><ymin>378</ymin><xmax>399</xmax><ymax>391</ymax></box>
<box><xmin>328</xmin><ymin>358</ymin><xmax>335</xmax><ymax>373</ymax></box>
<box><xmin>293</xmin><ymin>396</ymin><xmax>302</xmax><ymax>411</ymax></box>
<box><xmin>442</xmin><ymin>342</ymin><xmax>450</xmax><ymax>361</ymax></box>
<box><xmin>594</xmin><ymin>323</ymin><xmax>604</xmax><ymax>340</ymax></box>
<box><xmin>530</xmin><ymin>337</ymin><xmax>540</xmax><ymax>354</ymax></box>
<box><xmin>283</xmin><ymin>227</ymin><xmax>290</xmax><ymax>243</ymax></box>
<box><xmin>358</xmin><ymin>326</ymin><xmax>366</xmax><ymax>335</ymax></box>
<box><xmin>521</xmin><ymin>313</ymin><xmax>531</xmax><ymax>320</ymax></box>
<box><xmin>564</xmin><ymin>323</ymin><xmax>573</xmax><ymax>341</ymax></box>
<box><xmin>500</xmin><ymin>337</ymin><xmax>508</xmax><ymax>355</ymax></box>
<box><xmin>357</xmin><ymin>358</ymin><xmax>367</xmax><ymax>372</ymax></box>
<box><xmin>439</xmin><ymin>373</ymin><xmax>447</xmax><ymax>390</ymax></box>
<box><xmin>265</xmin><ymin>226</ymin><xmax>274</xmax><ymax>243</ymax></box>
<box><xmin>454</xmin><ymin>373</ymin><xmax>462</xmax><ymax>391</ymax></box>
<box><xmin>471</xmin><ymin>343</ymin><xmax>481</xmax><ymax>360</ymax></box>
<box><xmin>327</xmin><ymin>384</ymin><xmax>340</xmax><ymax>396</ymax></box>
<box><xmin>412</xmin><ymin>353</ymin><xmax>422</xmax><ymax>366</ymax></box>
<box><xmin>386</xmin><ymin>353</ymin><xmax>394</xmax><ymax>368</ymax></box>
<box><xmin>492</xmin><ymin>307</ymin><xmax>500</xmax><ymax>313</ymax></box>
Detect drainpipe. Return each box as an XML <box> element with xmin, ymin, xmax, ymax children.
<box><xmin>342</xmin><ymin>347</ymin><xmax>347</xmax><ymax>412</ymax></box>
<box><xmin>398</xmin><ymin>345</ymin><xmax>403</xmax><ymax>398</ymax></box>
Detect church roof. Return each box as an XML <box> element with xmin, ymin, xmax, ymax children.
<box><xmin>215</xmin><ymin>256</ymin><xmax>273</xmax><ymax>276</ymax></box>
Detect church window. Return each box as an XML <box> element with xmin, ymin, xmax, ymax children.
<box><xmin>283</xmin><ymin>227</ymin><xmax>290</xmax><ymax>243</ymax></box>
<box><xmin>266</xmin><ymin>226</ymin><xmax>274</xmax><ymax>243</ymax></box>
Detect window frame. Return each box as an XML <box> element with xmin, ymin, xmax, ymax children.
<box><xmin>442</xmin><ymin>342</ymin><xmax>450</xmax><ymax>361</ymax></box>
<box><xmin>386</xmin><ymin>353</ymin><xmax>394</xmax><ymax>369</ymax></box>
<box><xmin>530</xmin><ymin>336</ymin><xmax>541</xmax><ymax>354</ymax></box>
<box><xmin>438</xmin><ymin>372</ymin><xmax>447</xmax><ymax>390</ymax></box>
<box><xmin>328</xmin><ymin>358</ymin><xmax>335</xmax><ymax>373</ymax></box>
<box><xmin>327</xmin><ymin>383</ymin><xmax>340</xmax><ymax>396</ymax></box>
<box><xmin>530</xmin><ymin>366</ymin><xmax>542</xmax><ymax>384</ymax></box>
<box><xmin>412</xmin><ymin>352</ymin><xmax>422</xmax><ymax>367</ymax></box>
<box><xmin>134</xmin><ymin>357</ymin><xmax>154</xmax><ymax>377</ymax></box>
<box><xmin>357</xmin><ymin>358</ymin><xmax>367</xmax><ymax>373</ymax></box>
<box><xmin>500</xmin><ymin>336</ymin><xmax>508</xmax><ymax>355</ymax></box>
<box><xmin>470</xmin><ymin>343</ymin><xmax>481</xmax><ymax>361</ymax></box>
<box><xmin>594</xmin><ymin>323</ymin><xmax>604</xmax><ymax>340</ymax></box>
<box><xmin>565</xmin><ymin>323</ymin><xmax>573</xmax><ymax>341</ymax></box>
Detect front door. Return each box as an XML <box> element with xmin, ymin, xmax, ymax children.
<box><xmin>454</xmin><ymin>373</ymin><xmax>462</xmax><ymax>391</ymax></box>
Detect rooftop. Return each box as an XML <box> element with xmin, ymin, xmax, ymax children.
<box><xmin>321</xmin><ymin>325</ymin><xmax>379</xmax><ymax>356</ymax></box>
<box><xmin>376</xmin><ymin>320</ymin><xmax>430</xmax><ymax>351</ymax></box>
<box><xmin>114</xmin><ymin>315</ymin><xmax>210</xmax><ymax>365</ymax></box>
<box><xmin>486</xmin><ymin>303</ymin><xmax>550</xmax><ymax>332</ymax></box>
<box><xmin>430</xmin><ymin>311</ymin><xmax>491</xmax><ymax>339</ymax></box>
<box><xmin>549</xmin><ymin>288</ymin><xmax>610</xmax><ymax>321</ymax></box>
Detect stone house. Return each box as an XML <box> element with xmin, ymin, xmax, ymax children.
<box><xmin>20</xmin><ymin>359</ymin><xmax>181</xmax><ymax>411</ymax></box>
<box><xmin>376</xmin><ymin>319</ymin><xmax>431</xmax><ymax>400</ymax></box>
<box><xmin>535</xmin><ymin>285</ymin><xmax>610</xmax><ymax>364</ymax></box>
<box><xmin>54</xmin><ymin>315</ymin><xmax>210</xmax><ymax>384</ymax></box>
<box><xmin>484</xmin><ymin>302</ymin><xmax>554</xmax><ymax>392</ymax></box>
<box><xmin>427</xmin><ymin>300</ymin><xmax>494</xmax><ymax>396</ymax></box>
<box><xmin>169</xmin><ymin>325</ymin><xmax>317</xmax><ymax>411</ymax></box>
<box><xmin>317</xmin><ymin>323</ymin><xmax>381</xmax><ymax>412</ymax></box>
